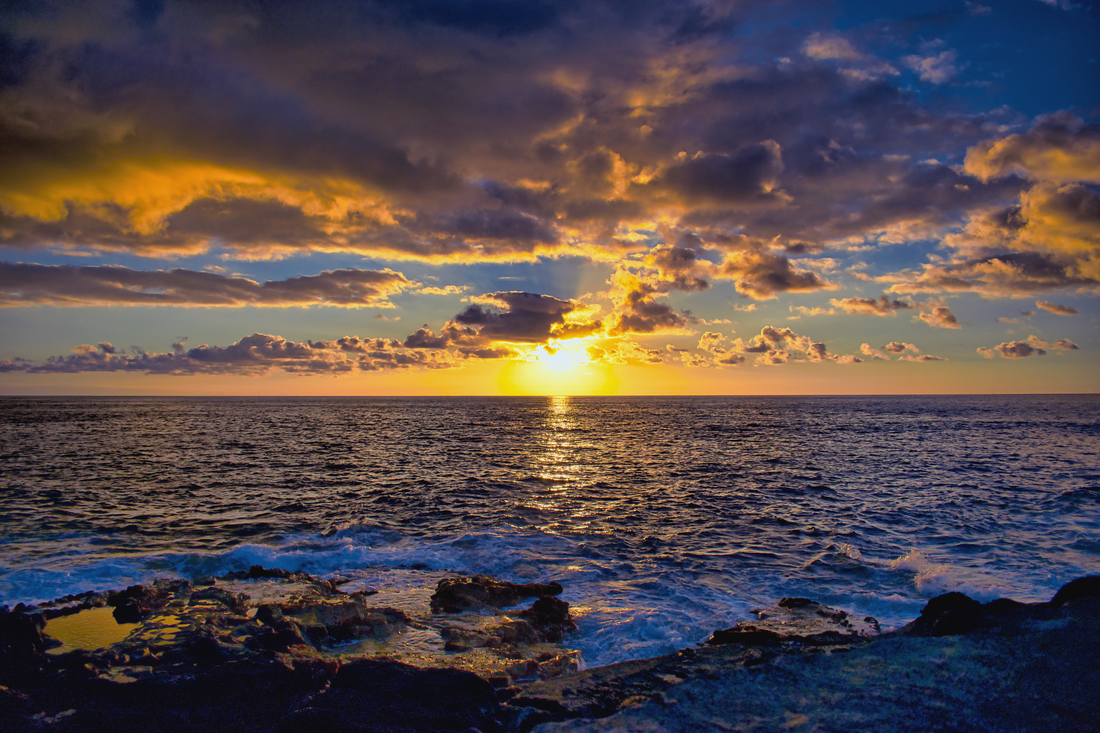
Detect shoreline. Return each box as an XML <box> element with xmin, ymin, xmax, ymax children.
<box><xmin>2</xmin><ymin>570</ymin><xmax>1098</xmax><ymax>731</ymax></box>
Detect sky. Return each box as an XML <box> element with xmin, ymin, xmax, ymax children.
<box><xmin>0</xmin><ymin>0</ymin><xmax>1097</xmax><ymax>396</ymax></box>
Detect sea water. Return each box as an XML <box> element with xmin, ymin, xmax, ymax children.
<box><xmin>1</xmin><ymin>395</ymin><xmax>1097</xmax><ymax>667</ymax></box>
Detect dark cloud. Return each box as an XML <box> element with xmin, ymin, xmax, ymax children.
<box><xmin>978</xmin><ymin>334</ymin><xmax>1079</xmax><ymax>359</ymax></box>
<box><xmin>0</xmin><ymin>262</ymin><xmax>413</xmax><ymax>307</ymax></box>
<box><xmin>15</xmin><ymin>332</ymin><xmax>465</xmax><ymax>375</ymax></box>
<box><xmin>830</xmin><ymin>295</ymin><xmax>913</xmax><ymax>316</ymax></box>
<box><xmin>893</xmin><ymin>252</ymin><xmax>1098</xmax><ymax>296</ymax></box>
<box><xmin>455</xmin><ymin>291</ymin><xmax>594</xmax><ymax>342</ymax></box>
<box><xmin>610</xmin><ymin>292</ymin><xmax>692</xmax><ymax>335</ymax></box>
<box><xmin>645</xmin><ymin>142</ymin><xmax>785</xmax><ymax>205</ymax></box>
<box><xmin>1035</xmin><ymin>300</ymin><xmax>1079</xmax><ymax>316</ymax></box>
<box><xmin>404</xmin><ymin>291</ymin><xmax>601</xmax><ymax>347</ymax></box>
<box><xmin>717</xmin><ymin>250</ymin><xmax>831</xmax><ymax>300</ymax></box>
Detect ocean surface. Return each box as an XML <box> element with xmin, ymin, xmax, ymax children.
<box><xmin>1</xmin><ymin>395</ymin><xmax>1098</xmax><ymax>667</ymax></box>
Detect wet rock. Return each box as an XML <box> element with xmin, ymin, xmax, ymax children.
<box><xmin>430</xmin><ymin>575</ymin><xmax>564</xmax><ymax>613</ymax></box>
<box><xmin>282</xmin><ymin>659</ymin><xmax>502</xmax><ymax>733</ymax></box>
<box><xmin>154</xmin><ymin>578</ymin><xmax>192</xmax><ymax>595</ymax></box>
<box><xmin>223</xmin><ymin>564</ymin><xmax>293</xmax><ymax>581</ymax></box>
<box><xmin>778</xmin><ymin>597</ymin><xmax>817</xmax><ymax>609</ymax></box>
<box><xmin>441</xmin><ymin>626</ymin><xmax>501</xmax><ymax>651</ymax></box>
<box><xmin>247</xmin><ymin>619</ymin><xmax>309</xmax><ymax>653</ymax></box>
<box><xmin>705</xmin><ymin>624</ymin><xmax>864</xmax><ymax>648</ymax></box>
<box><xmin>1050</xmin><ymin>575</ymin><xmax>1100</xmax><ymax>607</ymax></box>
<box><xmin>190</xmin><ymin>587</ymin><xmax>249</xmax><ymax>613</ymax></box>
<box><xmin>108</xmin><ymin>584</ymin><xmax>172</xmax><ymax>623</ymax></box>
<box><xmin>518</xmin><ymin>596</ymin><xmax>577</xmax><ymax>642</ymax></box>
<box><xmin>279</xmin><ymin>599</ymin><xmax>409</xmax><ymax>643</ymax></box>
<box><xmin>255</xmin><ymin>604</ymin><xmax>285</xmax><ymax>625</ymax></box>
<box><xmin>0</xmin><ymin>607</ymin><xmax>48</xmax><ymax>684</ymax></box>
<box><xmin>704</xmin><ymin>625</ymin><xmax>783</xmax><ymax>647</ymax></box>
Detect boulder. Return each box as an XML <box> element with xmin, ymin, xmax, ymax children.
<box><xmin>108</xmin><ymin>584</ymin><xmax>172</xmax><ymax>623</ymax></box>
<box><xmin>1050</xmin><ymin>575</ymin><xmax>1100</xmax><ymax>607</ymax></box>
<box><xmin>190</xmin><ymin>587</ymin><xmax>249</xmax><ymax>613</ymax></box>
<box><xmin>281</xmin><ymin>659</ymin><xmax>503</xmax><ymax>733</ymax></box>
<box><xmin>0</xmin><ymin>607</ymin><xmax>48</xmax><ymax>684</ymax></box>
<box><xmin>430</xmin><ymin>575</ymin><xmax>563</xmax><ymax>613</ymax></box>
<box><xmin>518</xmin><ymin>596</ymin><xmax>577</xmax><ymax>642</ymax></box>
<box><xmin>279</xmin><ymin>599</ymin><xmax>409</xmax><ymax>643</ymax></box>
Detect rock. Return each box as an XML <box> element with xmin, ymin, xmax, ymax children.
<box><xmin>430</xmin><ymin>575</ymin><xmax>564</xmax><ymax>613</ymax></box>
<box><xmin>279</xmin><ymin>599</ymin><xmax>409</xmax><ymax>643</ymax></box>
<box><xmin>440</xmin><ymin>626</ymin><xmax>501</xmax><ymax>651</ymax></box>
<box><xmin>518</xmin><ymin>596</ymin><xmax>577</xmax><ymax>642</ymax></box>
<box><xmin>108</xmin><ymin>584</ymin><xmax>172</xmax><ymax>623</ymax></box>
<box><xmin>0</xmin><ymin>607</ymin><xmax>48</xmax><ymax>684</ymax></box>
<box><xmin>154</xmin><ymin>578</ymin><xmax>192</xmax><ymax>595</ymax></box>
<box><xmin>247</xmin><ymin>619</ymin><xmax>309</xmax><ymax>653</ymax></box>
<box><xmin>222</xmin><ymin>565</ymin><xmax>293</xmax><ymax>581</ymax></box>
<box><xmin>256</xmin><ymin>604</ymin><xmax>285</xmax><ymax>625</ymax></box>
<box><xmin>704</xmin><ymin>626</ymin><xmax>783</xmax><ymax>646</ymax></box>
<box><xmin>778</xmin><ymin>597</ymin><xmax>818</xmax><ymax>609</ymax></box>
<box><xmin>705</xmin><ymin>624</ymin><xmax>862</xmax><ymax>648</ymax></box>
<box><xmin>1050</xmin><ymin>575</ymin><xmax>1100</xmax><ymax>607</ymax></box>
<box><xmin>282</xmin><ymin>659</ymin><xmax>503</xmax><ymax>732</ymax></box>
<box><xmin>897</xmin><ymin>591</ymin><xmax>1000</xmax><ymax>637</ymax></box>
<box><xmin>190</xmin><ymin>587</ymin><xmax>249</xmax><ymax>613</ymax></box>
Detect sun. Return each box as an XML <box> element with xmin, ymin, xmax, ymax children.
<box><xmin>498</xmin><ymin>342</ymin><xmax>619</xmax><ymax>396</ymax></box>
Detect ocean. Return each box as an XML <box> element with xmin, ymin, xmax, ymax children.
<box><xmin>1</xmin><ymin>395</ymin><xmax>1098</xmax><ymax>667</ymax></box>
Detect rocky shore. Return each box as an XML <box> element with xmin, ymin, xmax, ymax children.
<box><xmin>2</xmin><ymin>570</ymin><xmax>1098</xmax><ymax>732</ymax></box>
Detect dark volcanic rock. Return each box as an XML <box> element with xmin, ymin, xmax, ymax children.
<box><xmin>0</xmin><ymin>607</ymin><xmax>47</xmax><ymax>684</ymax></box>
<box><xmin>278</xmin><ymin>599</ymin><xmax>410</xmax><ymax>643</ymax></box>
<box><xmin>896</xmin><ymin>590</ymin><xmax>1040</xmax><ymax>637</ymax></box>
<box><xmin>518</xmin><ymin>596</ymin><xmax>577</xmax><ymax>642</ymax></box>
<box><xmin>704</xmin><ymin>626</ymin><xmax>783</xmax><ymax>647</ymax></box>
<box><xmin>190</xmin><ymin>587</ymin><xmax>249</xmax><ymax>613</ymax></box>
<box><xmin>223</xmin><ymin>565</ymin><xmax>293</xmax><ymax>580</ymax></box>
<box><xmin>430</xmin><ymin>575</ymin><xmax>564</xmax><ymax>613</ymax></box>
<box><xmin>1050</xmin><ymin>575</ymin><xmax>1100</xmax><ymax>607</ymax></box>
<box><xmin>282</xmin><ymin>659</ymin><xmax>502</xmax><ymax>732</ymax></box>
<box><xmin>107</xmin><ymin>584</ymin><xmax>172</xmax><ymax>623</ymax></box>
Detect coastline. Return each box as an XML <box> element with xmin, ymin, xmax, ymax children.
<box><xmin>2</xmin><ymin>570</ymin><xmax>1098</xmax><ymax>732</ymax></box>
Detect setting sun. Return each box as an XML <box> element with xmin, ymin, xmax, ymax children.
<box><xmin>498</xmin><ymin>342</ymin><xmax>619</xmax><ymax>395</ymax></box>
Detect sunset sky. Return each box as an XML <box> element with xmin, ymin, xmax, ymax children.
<box><xmin>1</xmin><ymin>0</ymin><xmax>1097</xmax><ymax>395</ymax></box>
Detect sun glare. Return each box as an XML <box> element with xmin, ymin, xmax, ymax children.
<box><xmin>498</xmin><ymin>342</ymin><xmax>619</xmax><ymax>396</ymax></box>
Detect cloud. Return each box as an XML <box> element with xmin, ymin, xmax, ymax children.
<box><xmin>646</xmin><ymin>142</ymin><xmax>785</xmax><ymax>206</ymax></box>
<box><xmin>918</xmin><ymin>303</ymin><xmax>962</xmax><ymax>329</ymax></box>
<box><xmin>1035</xmin><ymin>300</ymin><xmax>1079</xmax><ymax>315</ymax></box>
<box><xmin>964</xmin><ymin>113</ymin><xmax>1100</xmax><ymax>185</ymax></box>
<box><xmin>721</xmin><ymin>325</ymin><xmax>838</xmax><ymax>365</ymax></box>
<box><xmin>802</xmin><ymin>32</ymin><xmax>898</xmax><ymax>78</ymax></box>
<box><xmin>0</xmin><ymin>262</ymin><xmax>414</xmax><ymax>307</ymax></box>
<box><xmin>978</xmin><ymin>333</ymin><xmax>1079</xmax><ymax>359</ymax></box>
<box><xmin>717</xmin><ymin>250</ymin><xmax>832</xmax><ymax>300</ymax></box>
<box><xmin>903</xmin><ymin>50</ymin><xmax>960</xmax><ymax>84</ymax></box>
<box><xmin>883</xmin><ymin>341</ymin><xmax>920</xmax><ymax>354</ymax></box>
<box><xmin>830</xmin><ymin>295</ymin><xmax>913</xmax><ymax>316</ymax></box>
<box><xmin>404</xmin><ymin>291</ymin><xmax>603</xmax><ymax>350</ymax></box>
<box><xmin>456</xmin><ymin>291</ymin><xmax>600</xmax><ymax>342</ymax></box>
<box><xmin>893</xmin><ymin>251</ymin><xmax>1099</xmax><ymax>296</ymax></box>
<box><xmin>605</xmin><ymin>250</ymin><xmax>710</xmax><ymax>335</ymax></box>
<box><xmin>860</xmin><ymin>343</ymin><xmax>890</xmax><ymax>360</ymax></box>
